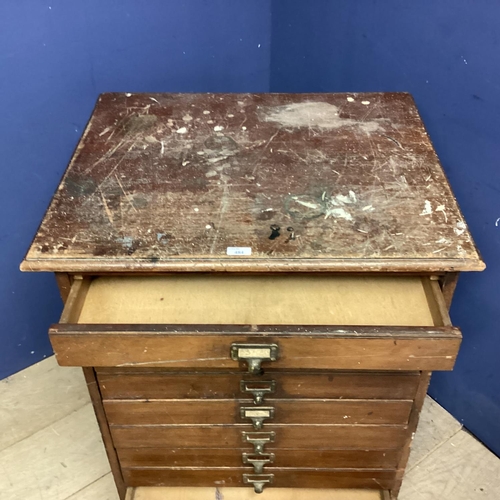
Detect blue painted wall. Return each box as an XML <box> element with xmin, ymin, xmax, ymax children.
<box><xmin>0</xmin><ymin>1</ymin><xmax>271</xmax><ymax>379</ymax></box>
<box><xmin>2</xmin><ymin>0</ymin><xmax>499</xmax><ymax>456</ymax></box>
<box><xmin>270</xmin><ymin>0</ymin><xmax>500</xmax><ymax>456</ymax></box>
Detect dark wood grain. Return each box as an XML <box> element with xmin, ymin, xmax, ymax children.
<box><xmin>117</xmin><ymin>447</ymin><xmax>401</xmax><ymax>469</ymax></box>
<box><xmin>83</xmin><ymin>367</ymin><xmax>126</xmax><ymax>500</ymax></box>
<box><xmin>104</xmin><ymin>399</ymin><xmax>413</xmax><ymax>426</ymax></box>
<box><xmin>110</xmin><ymin>424</ymin><xmax>408</xmax><ymax>450</ymax></box>
<box><xmin>49</xmin><ymin>324</ymin><xmax>462</xmax><ymax>370</ymax></box>
<box><xmin>97</xmin><ymin>370</ymin><xmax>421</xmax><ymax>401</ymax></box>
<box><xmin>391</xmin><ymin>371</ymin><xmax>432</xmax><ymax>499</ymax></box>
<box><xmin>21</xmin><ymin>92</ymin><xmax>484</xmax><ymax>274</ymax></box>
<box><xmin>122</xmin><ymin>467</ymin><xmax>401</xmax><ymax>489</ymax></box>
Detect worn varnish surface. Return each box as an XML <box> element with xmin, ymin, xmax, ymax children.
<box><xmin>21</xmin><ymin>92</ymin><xmax>483</xmax><ymax>273</ymax></box>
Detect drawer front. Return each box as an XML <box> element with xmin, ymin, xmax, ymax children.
<box><xmin>97</xmin><ymin>370</ymin><xmax>421</xmax><ymax>400</ymax></box>
<box><xmin>50</xmin><ymin>275</ymin><xmax>461</xmax><ymax>371</ymax></box>
<box><xmin>117</xmin><ymin>447</ymin><xmax>401</xmax><ymax>469</ymax></box>
<box><xmin>104</xmin><ymin>399</ymin><xmax>413</xmax><ymax>426</ymax></box>
<box><xmin>110</xmin><ymin>425</ymin><xmax>408</xmax><ymax>450</ymax></box>
<box><xmin>52</xmin><ymin>325</ymin><xmax>460</xmax><ymax>370</ymax></box>
<box><xmin>122</xmin><ymin>467</ymin><xmax>401</xmax><ymax>489</ymax></box>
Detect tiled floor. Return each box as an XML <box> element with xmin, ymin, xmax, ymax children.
<box><xmin>1</xmin><ymin>357</ymin><xmax>499</xmax><ymax>500</ymax></box>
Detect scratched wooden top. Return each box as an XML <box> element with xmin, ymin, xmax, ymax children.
<box><xmin>22</xmin><ymin>92</ymin><xmax>484</xmax><ymax>273</ymax></box>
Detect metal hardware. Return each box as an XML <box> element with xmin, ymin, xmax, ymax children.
<box><xmin>242</xmin><ymin>452</ymin><xmax>275</xmax><ymax>474</ymax></box>
<box><xmin>230</xmin><ymin>343</ymin><xmax>279</xmax><ymax>374</ymax></box>
<box><xmin>240</xmin><ymin>380</ymin><xmax>276</xmax><ymax>404</ymax></box>
<box><xmin>243</xmin><ymin>473</ymin><xmax>274</xmax><ymax>493</ymax></box>
<box><xmin>242</xmin><ymin>431</ymin><xmax>275</xmax><ymax>454</ymax></box>
<box><xmin>240</xmin><ymin>406</ymin><xmax>274</xmax><ymax>430</ymax></box>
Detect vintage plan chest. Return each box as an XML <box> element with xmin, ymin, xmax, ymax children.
<box><xmin>21</xmin><ymin>93</ymin><xmax>485</xmax><ymax>500</ymax></box>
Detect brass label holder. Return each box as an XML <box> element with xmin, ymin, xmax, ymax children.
<box><xmin>240</xmin><ymin>380</ymin><xmax>276</xmax><ymax>404</ymax></box>
<box><xmin>230</xmin><ymin>343</ymin><xmax>279</xmax><ymax>374</ymax></box>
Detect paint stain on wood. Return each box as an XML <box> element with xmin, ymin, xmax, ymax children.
<box><xmin>21</xmin><ymin>92</ymin><xmax>484</xmax><ymax>272</ymax></box>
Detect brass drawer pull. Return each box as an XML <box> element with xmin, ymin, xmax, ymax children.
<box><xmin>230</xmin><ymin>343</ymin><xmax>279</xmax><ymax>374</ymax></box>
<box><xmin>240</xmin><ymin>406</ymin><xmax>275</xmax><ymax>430</ymax></box>
<box><xmin>242</xmin><ymin>431</ymin><xmax>275</xmax><ymax>454</ymax></box>
<box><xmin>242</xmin><ymin>452</ymin><xmax>275</xmax><ymax>474</ymax></box>
<box><xmin>243</xmin><ymin>473</ymin><xmax>274</xmax><ymax>493</ymax></box>
<box><xmin>240</xmin><ymin>380</ymin><xmax>276</xmax><ymax>404</ymax></box>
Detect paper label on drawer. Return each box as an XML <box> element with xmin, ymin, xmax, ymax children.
<box><xmin>238</xmin><ymin>348</ymin><xmax>271</xmax><ymax>359</ymax></box>
<box><xmin>227</xmin><ymin>247</ymin><xmax>252</xmax><ymax>256</ymax></box>
<box><xmin>244</xmin><ymin>409</ymin><xmax>271</xmax><ymax>418</ymax></box>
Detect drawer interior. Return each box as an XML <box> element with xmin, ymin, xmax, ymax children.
<box><xmin>76</xmin><ymin>274</ymin><xmax>446</xmax><ymax>327</ymax></box>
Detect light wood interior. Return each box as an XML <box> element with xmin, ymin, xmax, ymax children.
<box><xmin>129</xmin><ymin>486</ymin><xmax>384</xmax><ymax>500</ymax></box>
<box><xmin>76</xmin><ymin>275</ymin><xmax>442</xmax><ymax>327</ymax></box>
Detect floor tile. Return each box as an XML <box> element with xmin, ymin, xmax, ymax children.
<box><xmin>400</xmin><ymin>430</ymin><xmax>500</xmax><ymax>500</ymax></box>
<box><xmin>0</xmin><ymin>357</ymin><xmax>90</xmax><ymax>452</ymax></box>
<box><xmin>406</xmin><ymin>396</ymin><xmax>462</xmax><ymax>470</ymax></box>
<box><xmin>66</xmin><ymin>473</ymin><xmax>119</xmax><ymax>500</ymax></box>
<box><xmin>0</xmin><ymin>404</ymin><xmax>110</xmax><ymax>500</ymax></box>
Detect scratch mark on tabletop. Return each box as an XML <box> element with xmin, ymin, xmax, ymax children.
<box><xmin>98</xmin><ymin>187</ymin><xmax>114</xmax><ymax>225</ymax></box>
<box><xmin>435</xmin><ymin>204</ymin><xmax>447</xmax><ymax>222</ymax></box>
<box><xmin>115</xmin><ymin>174</ymin><xmax>138</xmax><ymax>213</ymax></box>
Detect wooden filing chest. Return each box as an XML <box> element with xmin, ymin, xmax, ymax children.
<box><xmin>21</xmin><ymin>92</ymin><xmax>484</xmax><ymax>499</ymax></box>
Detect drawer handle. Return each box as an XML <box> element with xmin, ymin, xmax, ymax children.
<box><xmin>242</xmin><ymin>431</ymin><xmax>275</xmax><ymax>454</ymax></box>
<box><xmin>242</xmin><ymin>452</ymin><xmax>275</xmax><ymax>474</ymax></box>
<box><xmin>240</xmin><ymin>380</ymin><xmax>276</xmax><ymax>404</ymax></box>
<box><xmin>240</xmin><ymin>406</ymin><xmax>275</xmax><ymax>430</ymax></box>
<box><xmin>243</xmin><ymin>473</ymin><xmax>274</xmax><ymax>494</ymax></box>
<box><xmin>230</xmin><ymin>343</ymin><xmax>279</xmax><ymax>374</ymax></box>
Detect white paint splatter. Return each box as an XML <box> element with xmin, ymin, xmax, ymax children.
<box><xmin>325</xmin><ymin>207</ymin><xmax>353</xmax><ymax>221</ymax></box>
<box><xmin>454</xmin><ymin>221</ymin><xmax>466</xmax><ymax>236</ymax></box>
<box><xmin>149</xmin><ymin>97</ymin><xmax>160</xmax><ymax>104</ymax></box>
<box><xmin>330</xmin><ymin>190</ymin><xmax>357</xmax><ymax>206</ymax></box>
<box><xmin>227</xmin><ymin>114</ymin><xmax>234</xmax><ymax>118</ymax></box>
<box><xmin>295</xmin><ymin>199</ymin><xmax>321</xmax><ymax>209</ymax></box>
<box><xmin>194</xmin><ymin>207</ymin><xmax>199</xmax><ymax>212</ymax></box>
<box><xmin>347</xmin><ymin>97</ymin><xmax>355</xmax><ymax>102</ymax></box>
<box><xmin>182</xmin><ymin>114</ymin><xmax>193</xmax><ymax>122</ymax></box>
<box><xmin>125</xmin><ymin>93</ymin><xmax>132</xmax><ymax>97</ymax></box>
<box><xmin>420</xmin><ymin>200</ymin><xmax>432</xmax><ymax>216</ymax></box>
<box><xmin>203</xmin><ymin>110</ymin><xmax>210</xmax><ymax>115</ymax></box>
<box><xmin>176</xmin><ymin>127</ymin><xmax>188</xmax><ymax>134</ymax></box>
<box><xmin>361</xmin><ymin>100</ymin><xmax>371</xmax><ymax>105</ymax></box>
<box><xmin>495</xmin><ymin>218</ymin><xmax>500</xmax><ymax>227</ymax></box>
<box><xmin>362</xmin><ymin>205</ymin><xmax>375</xmax><ymax>212</ymax></box>
<box><xmin>214</xmin><ymin>125</ymin><xmax>224</xmax><ymax>132</ymax></box>
<box><xmin>242</xmin><ymin>126</ymin><xmax>247</xmax><ymax>130</ymax></box>
<box><xmin>205</xmin><ymin>224</ymin><xmax>212</xmax><ymax>230</ymax></box>
<box><xmin>435</xmin><ymin>204</ymin><xmax>447</xmax><ymax>222</ymax></box>
<box><xmin>259</xmin><ymin>102</ymin><xmax>382</xmax><ymax>133</ymax></box>
<box><xmin>160</xmin><ymin>141</ymin><xmax>165</xmax><ymax>155</ymax></box>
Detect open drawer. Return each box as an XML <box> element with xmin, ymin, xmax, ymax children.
<box><xmin>49</xmin><ymin>274</ymin><xmax>461</xmax><ymax>371</ymax></box>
